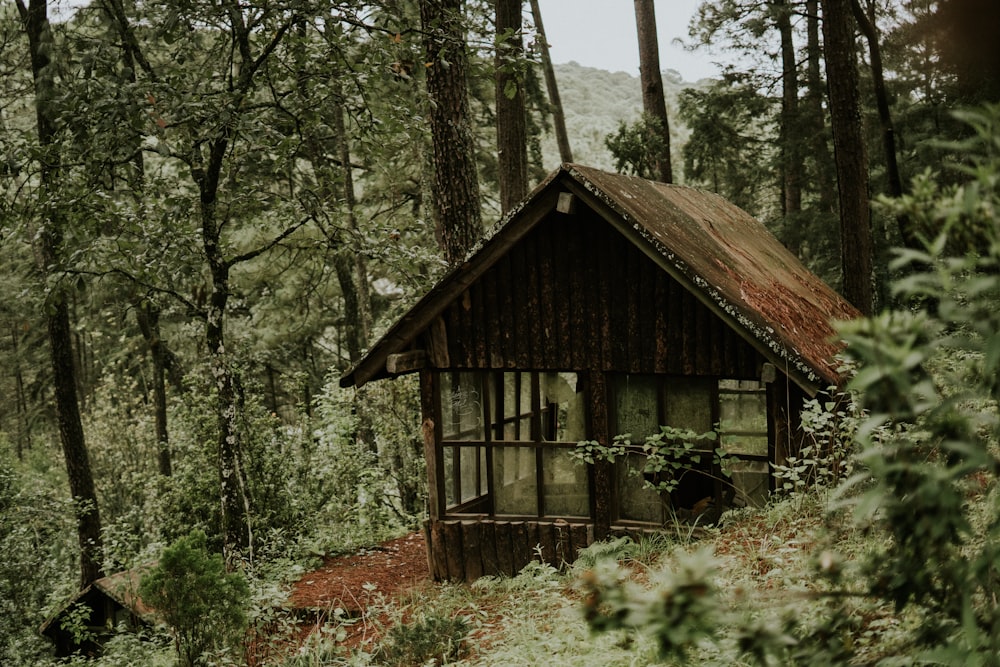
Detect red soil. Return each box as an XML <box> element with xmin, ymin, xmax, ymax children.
<box><xmin>287</xmin><ymin>531</ymin><xmax>430</xmax><ymax>614</ymax></box>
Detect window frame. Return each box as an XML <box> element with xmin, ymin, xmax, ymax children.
<box><xmin>437</xmin><ymin>370</ymin><xmax>591</xmax><ymax>520</ymax></box>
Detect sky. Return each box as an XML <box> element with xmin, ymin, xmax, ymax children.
<box><xmin>534</xmin><ymin>0</ymin><xmax>721</xmax><ymax>82</ymax></box>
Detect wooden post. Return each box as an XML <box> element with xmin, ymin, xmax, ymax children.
<box><xmin>480</xmin><ymin>521</ymin><xmax>500</xmax><ymax>577</ymax></box>
<box><xmin>462</xmin><ymin>521</ymin><xmax>484</xmax><ymax>581</ymax></box>
<box><xmin>443</xmin><ymin>520</ymin><xmax>465</xmax><ymax>581</ymax></box>
<box><xmin>589</xmin><ymin>372</ymin><xmax>613</xmax><ymax>540</ymax></box>
<box><xmin>495</xmin><ymin>521</ymin><xmax>514</xmax><ymax>576</ymax></box>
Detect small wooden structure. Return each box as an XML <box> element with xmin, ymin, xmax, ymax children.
<box><xmin>341</xmin><ymin>164</ymin><xmax>860</xmax><ymax>581</ymax></box>
<box><xmin>40</xmin><ymin>566</ymin><xmax>156</xmax><ymax>657</ymax></box>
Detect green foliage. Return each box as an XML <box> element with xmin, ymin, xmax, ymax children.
<box><xmin>772</xmin><ymin>393</ymin><xmax>862</xmax><ymax>496</ymax></box>
<box><xmin>139</xmin><ymin>530</ymin><xmax>250</xmax><ymax>666</ymax></box>
<box><xmin>573</xmin><ymin>105</ymin><xmax>1000</xmax><ymax>665</ymax></box>
<box><xmin>604</xmin><ymin>113</ymin><xmax>669</xmax><ymax>180</ymax></box>
<box><xmin>377</xmin><ymin>613</ymin><xmax>470</xmax><ymax>667</ymax></box>
<box><xmin>580</xmin><ymin>547</ymin><xmax>721</xmax><ymax>661</ymax></box>
<box><xmin>574</xmin><ymin>426</ymin><xmax>729</xmax><ymax>498</ymax></box>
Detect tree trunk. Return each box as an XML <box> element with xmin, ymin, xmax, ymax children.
<box><xmin>16</xmin><ymin>0</ymin><xmax>104</xmax><ymax>589</ymax></box>
<box><xmin>633</xmin><ymin>0</ymin><xmax>672</xmax><ymax>184</ymax></box>
<box><xmin>777</xmin><ymin>0</ymin><xmax>802</xmax><ymax>219</ymax></box>
<box><xmin>330</xmin><ymin>90</ymin><xmax>373</xmax><ymax>357</ymax></box>
<box><xmin>528</xmin><ymin>0</ymin><xmax>572</xmax><ymax>163</ymax></box>
<box><xmin>135</xmin><ymin>301</ymin><xmax>172</xmax><ymax>476</ymax></box>
<box><xmin>821</xmin><ymin>0</ymin><xmax>875</xmax><ymax>315</ymax></box>
<box><xmin>495</xmin><ymin>0</ymin><xmax>529</xmax><ymax>212</ymax></box>
<box><xmin>851</xmin><ymin>0</ymin><xmax>917</xmax><ymax>249</ymax></box>
<box><xmin>806</xmin><ymin>0</ymin><xmax>837</xmax><ymax>214</ymax></box>
<box><xmin>421</xmin><ymin>0</ymin><xmax>483</xmax><ymax>263</ymax></box>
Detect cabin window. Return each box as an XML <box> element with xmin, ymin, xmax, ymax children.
<box><xmin>718</xmin><ymin>379</ymin><xmax>770</xmax><ymax>507</ymax></box>
<box><xmin>439</xmin><ymin>371</ymin><xmax>589</xmax><ymax>518</ymax></box>
<box><xmin>611</xmin><ymin>375</ymin><xmax>771</xmax><ymax>523</ymax></box>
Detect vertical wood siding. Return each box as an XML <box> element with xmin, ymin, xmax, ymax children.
<box><xmin>430</xmin><ymin>209</ymin><xmax>765</xmax><ymax>378</ymax></box>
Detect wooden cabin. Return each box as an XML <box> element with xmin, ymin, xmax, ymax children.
<box><xmin>40</xmin><ymin>566</ymin><xmax>156</xmax><ymax>657</ymax></box>
<box><xmin>340</xmin><ymin>164</ymin><xmax>860</xmax><ymax>581</ymax></box>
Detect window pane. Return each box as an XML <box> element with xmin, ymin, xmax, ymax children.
<box><xmin>459</xmin><ymin>446</ymin><xmax>482</xmax><ymax>504</ymax></box>
<box><xmin>613</xmin><ymin>375</ymin><xmax>659</xmax><ymax>441</ymax></box>
<box><xmin>493</xmin><ymin>446</ymin><xmax>538</xmax><ymax>515</ymax></box>
<box><xmin>443</xmin><ymin>446</ymin><xmax>457</xmax><ymax>507</ymax></box>
<box><xmin>664</xmin><ymin>377</ymin><xmax>713</xmax><ymax>433</ymax></box>
<box><xmin>719</xmin><ymin>380</ymin><xmax>768</xmax><ymax>455</ymax></box>
<box><xmin>721</xmin><ymin>434</ymin><xmax>769</xmax><ymax>457</ymax></box>
<box><xmin>440</xmin><ymin>372</ymin><xmax>485</xmax><ymax>441</ymax></box>
<box><xmin>616</xmin><ymin>452</ymin><xmax>663</xmax><ymax>523</ymax></box>
<box><xmin>499</xmin><ymin>372</ymin><xmax>533</xmax><ymax>441</ymax></box>
<box><xmin>728</xmin><ymin>459</ymin><xmax>769</xmax><ymax>508</ymax></box>
<box><xmin>541</xmin><ymin>373</ymin><xmax>586</xmax><ymax>442</ymax></box>
<box><xmin>542</xmin><ymin>448</ymin><xmax>590</xmax><ymax>517</ymax></box>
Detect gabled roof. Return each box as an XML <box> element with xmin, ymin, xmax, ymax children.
<box><xmin>341</xmin><ymin>164</ymin><xmax>860</xmax><ymax>395</ymax></box>
<box><xmin>40</xmin><ymin>565</ymin><xmax>158</xmax><ymax>638</ymax></box>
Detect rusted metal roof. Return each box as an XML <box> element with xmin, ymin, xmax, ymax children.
<box><xmin>341</xmin><ymin>164</ymin><xmax>860</xmax><ymax>394</ymax></box>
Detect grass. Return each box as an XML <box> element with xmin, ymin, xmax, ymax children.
<box><xmin>278</xmin><ymin>490</ymin><xmax>931</xmax><ymax>666</ymax></box>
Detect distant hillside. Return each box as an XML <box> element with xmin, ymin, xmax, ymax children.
<box><xmin>538</xmin><ymin>62</ymin><xmax>705</xmax><ymax>174</ymax></box>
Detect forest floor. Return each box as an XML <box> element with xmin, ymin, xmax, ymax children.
<box><xmin>283</xmin><ymin>531</ymin><xmax>432</xmax><ymax>654</ymax></box>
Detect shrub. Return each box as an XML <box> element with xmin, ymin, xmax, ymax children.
<box><xmin>139</xmin><ymin>530</ymin><xmax>250</xmax><ymax>666</ymax></box>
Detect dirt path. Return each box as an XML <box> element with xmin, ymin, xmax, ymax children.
<box><xmin>287</xmin><ymin>531</ymin><xmax>430</xmax><ymax>614</ymax></box>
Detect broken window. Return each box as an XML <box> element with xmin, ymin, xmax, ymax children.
<box><xmin>439</xmin><ymin>371</ymin><xmax>589</xmax><ymax>519</ymax></box>
<box><xmin>611</xmin><ymin>375</ymin><xmax>772</xmax><ymax>523</ymax></box>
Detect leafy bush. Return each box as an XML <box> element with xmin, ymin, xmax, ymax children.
<box><xmin>377</xmin><ymin>613</ymin><xmax>469</xmax><ymax>667</ymax></box>
<box><xmin>577</xmin><ymin>103</ymin><xmax>1000</xmax><ymax>665</ymax></box>
<box><xmin>139</xmin><ymin>530</ymin><xmax>250</xmax><ymax>666</ymax></box>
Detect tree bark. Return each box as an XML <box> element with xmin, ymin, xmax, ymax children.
<box><xmin>777</xmin><ymin>0</ymin><xmax>802</xmax><ymax>219</ymax></box>
<box><xmin>135</xmin><ymin>301</ymin><xmax>172</xmax><ymax>476</ymax></box>
<box><xmin>806</xmin><ymin>0</ymin><xmax>837</xmax><ymax>214</ymax></box>
<box><xmin>16</xmin><ymin>0</ymin><xmax>104</xmax><ymax>588</ymax></box>
<box><xmin>821</xmin><ymin>0</ymin><xmax>875</xmax><ymax>315</ymax></box>
<box><xmin>528</xmin><ymin>0</ymin><xmax>573</xmax><ymax>163</ymax></box>
<box><xmin>851</xmin><ymin>0</ymin><xmax>917</xmax><ymax>249</ymax></box>
<box><xmin>495</xmin><ymin>0</ymin><xmax>529</xmax><ymax>212</ymax></box>
<box><xmin>633</xmin><ymin>0</ymin><xmax>672</xmax><ymax>184</ymax></box>
<box><xmin>421</xmin><ymin>0</ymin><xmax>483</xmax><ymax>264</ymax></box>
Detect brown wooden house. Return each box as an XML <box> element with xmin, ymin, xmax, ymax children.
<box><xmin>40</xmin><ymin>566</ymin><xmax>156</xmax><ymax>657</ymax></box>
<box><xmin>340</xmin><ymin>164</ymin><xmax>860</xmax><ymax>581</ymax></box>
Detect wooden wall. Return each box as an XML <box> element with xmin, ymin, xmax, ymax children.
<box><xmin>425</xmin><ymin>519</ymin><xmax>594</xmax><ymax>581</ymax></box>
<box><xmin>428</xmin><ymin>209</ymin><xmax>766</xmax><ymax>378</ymax></box>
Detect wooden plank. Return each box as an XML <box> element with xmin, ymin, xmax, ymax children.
<box><xmin>386</xmin><ymin>350</ymin><xmax>427</xmax><ymax>374</ymax></box>
<box><xmin>566</xmin><ymin>218</ymin><xmax>586</xmax><ymax>370</ymax></box>
<box><xmin>483</xmin><ymin>261</ymin><xmax>502</xmax><ymax>368</ymax></box>
<box><xmin>537</xmin><ymin>219</ymin><xmax>559</xmax><ymax>365</ymax></box>
<box><xmin>569</xmin><ymin>523</ymin><xmax>590</xmax><ymax>562</ymax></box>
<box><xmin>551</xmin><ymin>217</ymin><xmax>573</xmax><ymax>369</ymax></box>
<box><xmin>430</xmin><ymin>520</ymin><xmax>449</xmax><ymax>581</ymax></box>
<box><xmin>554</xmin><ymin>520</ymin><xmax>572</xmax><ymax>565</ymax></box>
<box><xmin>510</xmin><ymin>236</ymin><xmax>532</xmax><ymax>369</ymax></box>
<box><xmin>511</xmin><ymin>521</ymin><xmax>532</xmax><ymax>574</ymax></box>
<box><xmin>525</xmin><ymin>521</ymin><xmax>541</xmax><ymax>564</ymax></box>
<box><xmin>589</xmin><ymin>372</ymin><xmax>612</xmax><ymax>540</ymax></box>
<box><xmin>427</xmin><ymin>316</ymin><xmax>450</xmax><ymax>368</ymax></box>
<box><xmin>597</xmin><ymin>224</ymin><xmax>614</xmax><ymax>371</ymax></box>
<box><xmin>654</xmin><ymin>266</ymin><xmax>670</xmax><ymax>373</ymax></box>
<box><xmin>625</xmin><ymin>242</ymin><xmax>641</xmax><ymax>374</ymax></box>
<box><xmin>443</xmin><ymin>520</ymin><xmax>465</xmax><ymax>581</ymax></box>
<box><xmin>639</xmin><ymin>257</ymin><xmax>658</xmax><ymax>374</ymax></box>
<box><xmin>480</xmin><ymin>521</ymin><xmax>500</xmax><ymax>577</ymax></box>
<box><xmin>495</xmin><ymin>521</ymin><xmax>515</xmax><ymax>576</ymax></box>
<box><xmin>537</xmin><ymin>522</ymin><xmax>556</xmax><ymax>565</ymax></box>
<box><xmin>471</xmin><ymin>280</ymin><xmax>488</xmax><ymax>367</ymax></box>
<box><xmin>462</xmin><ymin>521</ymin><xmax>484</xmax><ymax>581</ymax></box>
<box><xmin>523</xmin><ymin>232</ymin><xmax>544</xmax><ymax>368</ymax></box>
<box><xmin>420</xmin><ymin>371</ymin><xmax>443</xmax><ymax>520</ymax></box>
